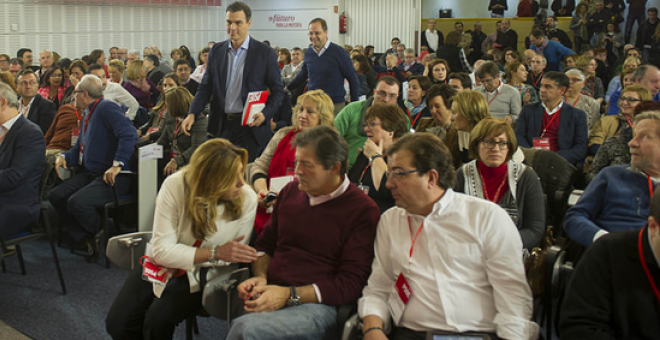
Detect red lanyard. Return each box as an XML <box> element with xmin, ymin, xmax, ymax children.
<box><xmin>173</xmin><ymin>119</ymin><xmax>181</xmax><ymax>149</ymax></box>
<box><xmin>406</xmin><ymin>108</ymin><xmax>422</xmax><ymax>128</ymax></box>
<box><xmin>585</xmin><ymin>78</ymin><xmax>595</xmax><ymax>93</ymax></box>
<box><xmin>516</xmin><ymin>85</ymin><xmax>524</xmax><ymax>94</ymax></box>
<box><xmin>541</xmin><ymin>108</ymin><xmax>561</xmax><ymax>137</ymax></box>
<box><xmin>358</xmin><ymin>163</ymin><xmax>372</xmax><ymax>186</ymax></box>
<box><xmin>74</xmin><ymin>108</ymin><xmax>83</xmax><ymax>121</ymax></box>
<box><xmin>0</xmin><ymin>132</ymin><xmax>7</xmax><ymax>145</ymax></box>
<box><xmin>564</xmin><ymin>94</ymin><xmax>580</xmax><ymax>107</ymax></box>
<box><xmin>158</xmin><ymin>107</ymin><xmax>166</xmax><ymax>123</ymax></box>
<box><xmin>531</xmin><ymin>72</ymin><xmax>544</xmax><ymax>88</ymax></box>
<box><xmin>646</xmin><ymin>173</ymin><xmax>654</xmax><ymax>200</ymax></box>
<box><xmin>407</xmin><ymin>216</ymin><xmax>424</xmax><ymax>266</ymax></box>
<box><xmin>478</xmin><ymin>168</ymin><xmax>509</xmax><ymax>203</ymax></box>
<box><xmin>638</xmin><ymin>227</ymin><xmax>660</xmax><ymax>305</ymax></box>
<box><xmin>486</xmin><ymin>88</ymin><xmax>500</xmax><ymax>105</ymax></box>
<box><xmin>624</xmin><ymin>114</ymin><xmax>634</xmax><ymax>130</ymax></box>
<box><xmin>82</xmin><ymin>99</ymin><xmax>101</xmax><ymax>137</ymax></box>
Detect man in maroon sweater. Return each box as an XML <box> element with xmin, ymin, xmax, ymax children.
<box><xmin>228</xmin><ymin>125</ymin><xmax>381</xmax><ymax>340</ymax></box>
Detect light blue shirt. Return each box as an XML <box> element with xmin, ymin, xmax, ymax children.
<box><xmin>313</xmin><ymin>39</ymin><xmax>331</xmax><ymax>57</ymax></box>
<box><xmin>224</xmin><ymin>35</ymin><xmax>251</xmax><ymax>114</ymax></box>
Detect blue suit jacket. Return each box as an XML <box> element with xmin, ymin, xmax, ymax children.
<box><xmin>26</xmin><ymin>94</ymin><xmax>56</xmax><ymax>135</ymax></box>
<box><xmin>515</xmin><ymin>102</ymin><xmax>588</xmax><ymax>165</ymax></box>
<box><xmin>0</xmin><ymin>115</ymin><xmax>45</xmax><ymax>238</ymax></box>
<box><xmin>189</xmin><ymin>36</ymin><xmax>284</xmax><ymax>149</ymax></box>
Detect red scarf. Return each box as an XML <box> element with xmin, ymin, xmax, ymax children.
<box><xmin>477</xmin><ymin>161</ymin><xmax>509</xmax><ymax>203</ymax></box>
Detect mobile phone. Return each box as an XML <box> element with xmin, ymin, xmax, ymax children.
<box><xmin>264</xmin><ymin>192</ymin><xmax>278</xmax><ymax>204</ymax></box>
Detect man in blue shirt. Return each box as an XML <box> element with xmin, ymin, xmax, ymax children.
<box><xmin>51</xmin><ymin>75</ymin><xmax>137</xmax><ymax>263</ymax></box>
<box><xmin>529</xmin><ymin>29</ymin><xmax>575</xmax><ymax>72</ymax></box>
<box><xmin>286</xmin><ymin>18</ymin><xmax>361</xmax><ymax>115</ymax></box>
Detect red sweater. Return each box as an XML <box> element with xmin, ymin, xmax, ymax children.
<box><xmin>256</xmin><ymin>179</ymin><xmax>380</xmax><ymax>306</ymax></box>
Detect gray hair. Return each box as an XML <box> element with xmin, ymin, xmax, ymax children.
<box><xmin>0</xmin><ymin>83</ymin><xmax>18</xmax><ymax>109</ymax></box>
<box><xmin>565</xmin><ymin>68</ymin><xmax>585</xmax><ymax>82</ymax></box>
<box><xmin>127</xmin><ymin>50</ymin><xmax>140</xmax><ymax>57</ymax></box>
<box><xmin>78</xmin><ymin>74</ymin><xmax>103</xmax><ymax>98</ymax></box>
<box><xmin>39</xmin><ymin>49</ymin><xmax>53</xmax><ymax>58</ymax></box>
<box><xmin>404</xmin><ymin>48</ymin><xmax>415</xmax><ymax>55</ymax></box>
<box><xmin>291</xmin><ymin>125</ymin><xmax>348</xmax><ymax>174</ymax></box>
<box><xmin>633</xmin><ymin>65</ymin><xmax>659</xmax><ymax>83</ymax></box>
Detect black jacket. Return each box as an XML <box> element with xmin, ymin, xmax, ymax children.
<box><xmin>24</xmin><ymin>94</ymin><xmax>56</xmax><ymax>135</ymax></box>
<box><xmin>551</xmin><ymin>0</ymin><xmax>575</xmax><ymax>16</ymax></box>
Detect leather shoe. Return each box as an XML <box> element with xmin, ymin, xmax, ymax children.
<box><xmin>84</xmin><ymin>229</ymin><xmax>104</xmax><ymax>263</ymax></box>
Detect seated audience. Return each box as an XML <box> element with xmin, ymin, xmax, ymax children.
<box><xmin>352</xmin><ymin>54</ymin><xmax>377</xmax><ymax>95</ymax></box>
<box><xmin>62</xmin><ymin>59</ymin><xmax>88</xmax><ymax>105</ymax></box>
<box><xmin>506</xmin><ymin>61</ymin><xmax>539</xmax><ymax>105</ymax></box>
<box><xmin>106</xmin><ymin>139</ymin><xmax>258</xmax><ymax>340</ymax></box>
<box><xmin>8</xmin><ymin>58</ymin><xmax>24</xmax><ymax>78</ymax></box>
<box><xmin>576</xmin><ymin>55</ymin><xmax>605</xmax><ymax>102</ymax></box>
<box><xmin>564</xmin><ymin>109</ymin><xmax>660</xmax><ymax>246</ymax></box>
<box><xmin>0</xmin><ymin>71</ymin><xmax>17</xmax><ymax>93</ymax></box>
<box><xmin>559</xmin><ymin>185</ymin><xmax>660</xmax><ymax>340</ymax></box>
<box><xmin>448</xmin><ymin>72</ymin><xmax>472</xmax><ymax>91</ymax></box>
<box><xmin>157</xmin><ymin>87</ymin><xmax>207</xmax><ymax>180</ymax></box>
<box><xmin>124</xmin><ymin>59</ymin><xmax>159</xmax><ymax>109</ymax></box>
<box><xmin>227</xmin><ymin>125</ymin><xmax>380</xmax><ymax>340</ymax></box>
<box><xmin>516</xmin><ymin>71</ymin><xmax>588</xmax><ymax>165</ymax></box>
<box><xmin>475</xmin><ymin>61</ymin><xmax>522</xmax><ymax>124</ymax></box>
<box><xmin>143</xmin><ymin>54</ymin><xmax>165</xmax><ymax>89</ymax></box>
<box><xmin>451</xmin><ymin>89</ymin><xmax>492</xmax><ymax>166</ymax></box>
<box><xmin>37</xmin><ymin>66</ymin><xmax>66</xmax><ymax>108</ymax></box>
<box><xmin>503</xmin><ymin>48</ymin><xmax>520</xmax><ymax>67</ymax></box>
<box><xmin>16</xmin><ymin>70</ymin><xmax>56</xmax><ymax>135</ymax></box>
<box><xmin>564</xmin><ymin>68</ymin><xmax>601</xmax><ymax>131</ymax></box>
<box><xmin>403</xmin><ymin>76</ymin><xmax>431</xmax><ymax>130</ymax></box>
<box><xmin>608</xmin><ymin>64</ymin><xmax>660</xmax><ymax>116</ymax></box>
<box><xmin>375</xmin><ymin>53</ymin><xmax>406</xmax><ymax>85</ymax></box>
<box><xmin>51</xmin><ymin>75</ymin><xmax>137</xmax><ymax>262</ymax></box>
<box><xmin>416</xmin><ymin>84</ymin><xmax>461</xmax><ymax>168</ymax></box>
<box><xmin>179</xmin><ymin>45</ymin><xmax>196</xmax><ymax>70</ymax></box>
<box><xmin>456</xmin><ymin>118</ymin><xmax>545</xmax><ymax>250</ymax></box>
<box><xmin>396</xmin><ymin>48</ymin><xmax>424</xmax><ymax>78</ymax></box>
<box><xmin>526</xmin><ymin>54</ymin><xmax>547</xmax><ymax>93</ymax></box>
<box><xmin>605</xmin><ymin>56</ymin><xmax>640</xmax><ymax>102</ymax></box>
<box><xmin>138</xmin><ymin>73</ymin><xmax>179</xmax><ymax>142</ymax></box>
<box><xmin>0</xmin><ymin>82</ymin><xmax>46</xmax><ymax>240</ymax></box>
<box><xmin>336</xmin><ymin>76</ymin><xmax>402</xmax><ymax>169</ymax></box>
<box><xmin>88</xmin><ymin>49</ymin><xmax>108</xmax><ymax>77</ymax></box>
<box><xmin>358</xmin><ymin>132</ymin><xmax>538</xmax><ymax>340</ymax></box>
<box><xmin>348</xmin><ymin>103</ymin><xmax>408</xmax><ymax>213</ymax></box>
<box><xmin>282</xmin><ymin>47</ymin><xmax>304</xmax><ymax>87</ymax></box>
<box><xmin>588</xmin><ymin>101</ymin><xmax>659</xmax><ymax>183</ymax></box>
<box><xmin>278</xmin><ymin>47</ymin><xmax>290</xmax><ymax>70</ymax></box>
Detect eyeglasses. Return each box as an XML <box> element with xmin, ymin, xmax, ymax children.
<box><xmin>619</xmin><ymin>96</ymin><xmax>642</xmax><ymax>103</ymax></box>
<box><xmin>385</xmin><ymin>169</ymin><xmax>421</xmax><ymax>179</ymax></box>
<box><xmin>363</xmin><ymin>121</ymin><xmax>381</xmax><ymax>129</ymax></box>
<box><xmin>481</xmin><ymin>139</ymin><xmax>510</xmax><ymax>150</ymax></box>
<box><xmin>0</xmin><ymin>59</ymin><xmax>7</xmax><ymax>63</ymax></box>
<box><xmin>18</xmin><ymin>81</ymin><xmax>37</xmax><ymax>86</ymax></box>
<box><xmin>375</xmin><ymin>90</ymin><xmax>398</xmax><ymax>100</ymax></box>
<box><xmin>72</xmin><ymin>90</ymin><xmax>85</xmax><ymax>94</ymax></box>
<box><xmin>51</xmin><ymin>73</ymin><xmax>63</xmax><ymax>78</ymax></box>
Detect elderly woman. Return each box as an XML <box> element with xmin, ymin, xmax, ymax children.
<box><xmin>348</xmin><ymin>103</ymin><xmax>408</xmax><ymax>212</ymax></box>
<box><xmin>605</xmin><ymin>56</ymin><xmax>640</xmax><ymax>102</ymax></box>
<box><xmin>249</xmin><ymin>90</ymin><xmax>335</xmax><ymax>234</ymax></box>
<box><xmin>451</xmin><ymin>90</ymin><xmax>492</xmax><ymax>165</ymax></box>
<box><xmin>190</xmin><ymin>47</ymin><xmax>209</xmax><ymax>84</ymax></box>
<box><xmin>38</xmin><ymin>66</ymin><xmax>66</xmax><ymax>108</ymax></box>
<box><xmin>576</xmin><ymin>55</ymin><xmax>605</xmax><ymax>102</ymax></box>
<box><xmin>588</xmin><ymin>100</ymin><xmax>660</xmax><ymax>183</ymax></box>
<box><xmin>108</xmin><ymin>59</ymin><xmax>125</xmax><ymax>85</ymax></box>
<box><xmin>589</xmin><ymin>84</ymin><xmax>651</xmax><ymax>155</ymax></box>
<box><xmin>106</xmin><ymin>139</ymin><xmax>258</xmax><ymax>340</ymax></box>
<box><xmin>124</xmin><ymin>59</ymin><xmax>159</xmax><ymax>109</ymax></box>
<box><xmin>403</xmin><ymin>75</ymin><xmax>431</xmax><ymax>130</ymax></box>
<box><xmin>157</xmin><ymin>87</ymin><xmax>208</xmax><ymax>180</ymax></box>
<box><xmin>564</xmin><ymin>68</ymin><xmax>602</xmax><ymax>131</ymax></box>
<box><xmin>505</xmin><ymin>61</ymin><xmax>539</xmax><ymax>105</ymax></box>
<box><xmin>456</xmin><ymin>118</ymin><xmax>545</xmax><ymax>250</ymax></box>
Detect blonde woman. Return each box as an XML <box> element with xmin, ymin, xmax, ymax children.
<box><xmin>123</xmin><ymin>59</ymin><xmax>159</xmax><ymax>108</ymax></box>
<box><xmin>249</xmin><ymin>89</ymin><xmax>335</xmax><ymax>234</ymax></box>
<box><xmin>451</xmin><ymin>89</ymin><xmax>492</xmax><ymax>165</ymax></box>
<box><xmin>575</xmin><ymin>55</ymin><xmax>604</xmax><ymax>102</ymax></box>
<box><xmin>107</xmin><ymin>139</ymin><xmax>258</xmax><ymax>340</ymax></box>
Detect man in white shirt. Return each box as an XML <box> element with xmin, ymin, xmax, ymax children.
<box><xmin>88</xmin><ymin>64</ymin><xmax>139</xmax><ymax>121</ymax></box>
<box><xmin>421</xmin><ymin>19</ymin><xmax>443</xmax><ymax>53</ymax></box>
<box><xmin>282</xmin><ymin>47</ymin><xmax>304</xmax><ymax>87</ymax></box>
<box><xmin>474</xmin><ymin>61</ymin><xmax>521</xmax><ymax>124</ymax></box>
<box><xmin>358</xmin><ymin>133</ymin><xmax>538</xmax><ymax>340</ymax></box>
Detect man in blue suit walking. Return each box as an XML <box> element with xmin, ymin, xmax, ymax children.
<box><xmin>183</xmin><ymin>1</ymin><xmax>284</xmax><ymax>161</ymax></box>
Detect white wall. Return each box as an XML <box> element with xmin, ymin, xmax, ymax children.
<box><xmin>422</xmin><ymin>0</ymin><xmax>660</xmax><ymax>19</ymax></box>
<box><xmin>0</xmin><ymin>0</ymin><xmax>224</xmax><ymax>59</ymax></box>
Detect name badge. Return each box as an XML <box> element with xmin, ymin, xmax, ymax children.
<box><xmin>387</xmin><ymin>273</ymin><xmax>412</xmax><ymax>324</ymax></box>
<box><xmin>358</xmin><ymin>184</ymin><xmax>370</xmax><ymax>195</ymax></box>
<box><xmin>533</xmin><ymin>137</ymin><xmax>550</xmax><ymax>150</ymax></box>
<box><xmin>147</xmin><ymin>127</ymin><xmax>160</xmax><ymax>134</ymax></box>
<box><xmin>71</xmin><ymin>128</ymin><xmax>79</xmax><ymax>147</ymax></box>
<box><xmin>140</xmin><ymin>256</ymin><xmax>168</xmax><ymax>286</ymax></box>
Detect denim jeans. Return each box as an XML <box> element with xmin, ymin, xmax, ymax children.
<box><xmin>225</xmin><ymin>304</ymin><xmax>338</xmax><ymax>340</ymax></box>
<box><xmin>625</xmin><ymin>12</ymin><xmax>646</xmax><ymax>44</ymax></box>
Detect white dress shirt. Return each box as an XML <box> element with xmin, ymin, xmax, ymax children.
<box><xmin>103</xmin><ymin>81</ymin><xmax>140</xmax><ymax>120</ymax></box>
<box><xmin>359</xmin><ymin>189</ymin><xmax>539</xmax><ymax>339</ymax></box>
<box><xmin>425</xmin><ymin>29</ymin><xmax>439</xmax><ymax>51</ymax></box>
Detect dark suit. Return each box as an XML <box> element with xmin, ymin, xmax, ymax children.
<box><xmin>420</xmin><ymin>30</ymin><xmax>444</xmax><ymax>53</ymax></box>
<box><xmin>0</xmin><ymin>115</ymin><xmax>45</xmax><ymax>238</ymax></box>
<box><xmin>189</xmin><ymin>36</ymin><xmax>284</xmax><ymax>160</ymax></box>
<box><xmin>183</xmin><ymin>79</ymin><xmax>199</xmax><ymax>96</ymax></box>
<box><xmin>25</xmin><ymin>94</ymin><xmax>56</xmax><ymax>135</ymax></box>
<box><xmin>515</xmin><ymin>102</ymin><xmax>588</xmax><ymax>165</ymax></box>
<box><xmin>147</xmin><ymin>68</ymin><xmax>165</xmax><ymax>87</ymax></box>
<box><xmin>396</xmin><ymin>62</ymin><xmax>425</xmax><ymax>76</ymax></box>
<box><xmin>551</xmin><ymin>0</ymin><xmax>575</xmax><ymax>16</ymax></box>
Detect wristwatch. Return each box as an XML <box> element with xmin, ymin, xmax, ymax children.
<box><xmin>112</xmin><ymin>160</ymin><xmax>124</xmax><ymax>168</ymax></box>
<box><xmin>369</xmin><ymin>153</ymin><xmax>383</xmax><ymax>164</ymax></box>
<box><xmin>286</xmin><ymin>286</ymin><xmax>301</xmax><ymax>307</ymax></box>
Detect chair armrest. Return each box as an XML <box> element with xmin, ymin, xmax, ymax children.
<box><xmin>202</xmin><ymin>267</ymin><xmax>249</xmax><ymax>323</ymax></box>
<box><xmin>106</xmin><ymin>231</ymin><xmax>153</xmax><ymax>271</ymax></box>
